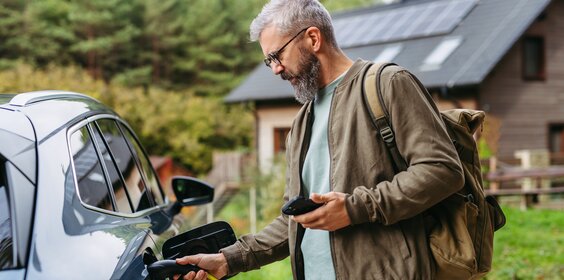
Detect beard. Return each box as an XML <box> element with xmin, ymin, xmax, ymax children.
<box><xmin>281</xmin><ymin>48</ymin><xmax>321</xmax><ymax>104</ymax></box>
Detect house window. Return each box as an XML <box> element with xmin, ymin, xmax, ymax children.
<box><xmin>523</xmin><ymin>36</ymin><xmax>545</xmax><ymax>80</ymax></box>
<box><xmin>549</xmin><ymin>124</ymin><xmax>564</xmax><ymax>154</ymax></box>
<box><xmin>273</xmin><ymin>127</ymin><xmax>291</xmax><ymax>154</ymax></box>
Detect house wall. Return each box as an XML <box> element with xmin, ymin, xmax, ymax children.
<box><xmin>256</xmin><ymin>104</ymin><xmax>300</xmax><ymax>169</ymax></box>
<box><xmin>479</xmin><ymin>0</ymin><xmax>564</xmax><ymax>158</ymax></box>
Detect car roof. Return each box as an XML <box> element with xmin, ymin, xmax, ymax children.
<box><xmin>0</xmin><ymin>91</ymin><xmax>116</xmax><ymax>140</ymax></box>
<box><xmin>0</xmin><ymin>91</ymin><xmax>116</xmax><ymax>182</ymax></box>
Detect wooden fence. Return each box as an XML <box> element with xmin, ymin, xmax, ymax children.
<box><xmin>483</xmin><ymin>154</ymin><xmax>564</xmax><ymax>209</ymax></box>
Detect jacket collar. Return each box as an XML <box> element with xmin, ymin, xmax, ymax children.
<box><xmin>302</xmin><ymin>59</ymin><xmax>369</xmax><ymax>111</ymax></box>
<box><xmin>335</xmin><ymin>59</ymin><xmax>370</xmax><ymax>93</ymax></box>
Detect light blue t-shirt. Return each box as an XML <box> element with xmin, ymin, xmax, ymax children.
<box><xmin>300</xmin><ymin>72</ymin><xmax>346</xmax><ymax>280</ymax></box>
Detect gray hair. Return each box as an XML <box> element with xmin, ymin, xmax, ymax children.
<box><xmin>250</xmin><ymin>0</ymin><xmax>338</xmax><ymax>49</ymax></box>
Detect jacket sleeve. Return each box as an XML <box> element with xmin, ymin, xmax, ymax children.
<box><xmin>220</xmin><ymin>214</ymin><xmax>290</xmax><ymax>275</ymax></box>
<box><xmin>345</xmin><ymin>67</ymin><xmax>464</xmax><ymax>226</ymax></box>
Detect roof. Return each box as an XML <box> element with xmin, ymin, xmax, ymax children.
<box><xmin>0</xmin><ymin>91</ymin><xmax>114</xmax><ymax>141</ymax></box>
<box><xmin>226</xmin><ymin>0</ymin><xmax>551</xmax><ymax>103</ymax></box>
<box><xmin>0</xmin><ymin>91</ymin><xmax>112</xmax><ymax>183</ymax></box>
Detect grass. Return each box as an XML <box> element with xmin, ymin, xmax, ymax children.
<box><xmin>229</xmin><ymin>205</ymin><xmax>563</xmax><ymax>279</ymax></box>
<box><xmin>485</xmin><ymin>205</ymin><xmax>564</xmax><ymax>279</ymax></box>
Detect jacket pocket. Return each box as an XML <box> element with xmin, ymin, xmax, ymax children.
<box><xmin>390</xmin><ymin>222</ymin><xmax>411</xmax><ymax>259</ymax></box>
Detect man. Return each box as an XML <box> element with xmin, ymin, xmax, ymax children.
<box><xmin>176</xmin><ymin>0</ymin><xmax>464</xmax><ymax>279</ymax></box>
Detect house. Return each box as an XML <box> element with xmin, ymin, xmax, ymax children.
<box><xmin>225</xmin><ymin>0</ymin><xmax>564</xmax><ymax>169</ymax></box>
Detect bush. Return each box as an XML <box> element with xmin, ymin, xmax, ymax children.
<box><xmin>0</xmin><ymin>63</ymin><xmax>253</xmax><ymax>174</ymax></box>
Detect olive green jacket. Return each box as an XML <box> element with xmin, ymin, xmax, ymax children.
<box><xmin>221</xmin><ymin>59</ymin><xmax>464</xmax><ymax>280</ymax></box>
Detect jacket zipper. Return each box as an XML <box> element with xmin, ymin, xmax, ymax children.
<box><xmin>295</xmin><ymin>104</ymin><xmax>314</xmax><ymax>280</ymax></box>
<box><xmin>327</xmin><ymin>86</ymin><xmax>340</xmax><ymax>279</ymax></box>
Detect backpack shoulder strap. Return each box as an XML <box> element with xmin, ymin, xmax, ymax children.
<box><xmin>362</xmin><ymin>62</ymin><xmax>408</xmax><ymax>172</ymax></box>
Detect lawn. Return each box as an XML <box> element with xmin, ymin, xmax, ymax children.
<box><xmin>231</xmin><ymin>206</ymin><xmax>564</xmax><ymax>279</ymax></box>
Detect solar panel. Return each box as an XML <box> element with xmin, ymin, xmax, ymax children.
<box><xmin>346</xmin><ymin>13</ymin><xmax>381</xmax><ymax>46</ymax></box>
<box><xmin>382</xmin><ymin>6</ymin><xmax>417</xmax><ymax>41</ymax></box>
<box><xmin>334</xmin><ymin>0</ymin><xmax>478</xmax><ymax>48</ymax></box>
<box><xmin>363</xmin><ymin>12</ymin><xmax>396</xmax><ymax>45</ymax></box>
<box><xmin>397</xmin><ymin>4</ymin><xmax>435</xmax><ymax>39</ymax></box>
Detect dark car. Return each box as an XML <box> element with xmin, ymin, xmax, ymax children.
<box><xmin>0</xmin><ymin>91</ymin><xmax>215</xmax><ymax>279</ymax></box>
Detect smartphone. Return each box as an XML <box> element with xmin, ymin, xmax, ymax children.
<box><xmin>281</xmin><ymin>196</ymin><xmax>323</xmax><ymax>215</ymax></box>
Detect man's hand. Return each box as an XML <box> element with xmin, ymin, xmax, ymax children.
<box><xmin>173</xmin><ymin>253</ymin><xmax>228</xmax><ymax>280</ymax></box>
<box><xmin>292</xmin><ymin>192</ymin><xmax>351</xmax><ymax>231</ymax></box>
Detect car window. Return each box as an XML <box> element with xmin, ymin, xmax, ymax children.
<box><xmin>95</xmin><ymin>119</ymin><xmax>150</xmax><ymax>212</ymax></box>
<box><xmin>0</xmin><ymin>162</ymin><xmax>14</xmax><ymax>270</ymax></box>
<box><xmin>69</xmin><ymin>127</ymin><xmax>114</xmax><ymax>211</ymax></box>
<box><xmin>119</xmin><ymin>123</ymin><xmax>165</xmax><ymax>206</ymax></box>
<box><xmin>90</xmin><ymin>122</ymin><xmax>133</xmax><ymax>214</ymax></box>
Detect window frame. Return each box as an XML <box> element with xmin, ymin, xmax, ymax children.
<box><xmin>67</xmin><ymin>115</ymin><xmax>168</xmax><ymax>218</ymax></box>
<box><xmin>0</xmin><ymin>158</ymin><xmax>15</xmax><ymax>270</ymax></box>
<box><xmin>116</xmin><ymin>122</ymin><xmax>166</xmax><ymax>207</ymax></box>
<box><xmin>549</xmin><ymin>123</ymin><xmax>564</xmax><ymax>154</ymax></box>
<box><xmin>522</xmin><ymin>36</ymin><xmax>546</xmax><ymax>81</ymax></box>
<box><xmin>273</xmin><ymin>127</ymin><xmax>291</xmax><ymax>155</ymax></box>
<box><xmin>90</xmin><ymin>121</ymin><xmax>135</xmax><ymax>213</ymax></box>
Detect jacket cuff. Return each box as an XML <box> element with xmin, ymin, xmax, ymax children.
<box><xmin>219</xmin><ymin>242</ymin><xmax>244</xmax><ymax>276</ymax></box>
<box><xmin>345</xmin><ymin>192</ymin><xmax>372</xmax><ymax>225</ymax></box>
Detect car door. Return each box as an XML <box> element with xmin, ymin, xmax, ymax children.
<box><xmin>87</xmin><ymin>117</ymin><xmax>177</xmax><ymax>279</ymax></box>
<box><xmin>25</xmin><ymin>115</ymin><xmax>172</xmax><ymax>280</ymax></box>
<box><xmin>92</xmin><ymin>117</ymin><xmax>190</xmax><ymax>278</ymax></box>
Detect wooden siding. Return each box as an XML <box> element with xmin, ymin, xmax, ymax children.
<box><xmin>479</xmin><ymin>0</ymin><xmax>564</xmax><ymax>158</ymax></box>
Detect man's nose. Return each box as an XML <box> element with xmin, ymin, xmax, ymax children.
<box><xmin>270</xmin><ymin>63</ymin><xmax>284</xmax><ymax>75</ymax></box>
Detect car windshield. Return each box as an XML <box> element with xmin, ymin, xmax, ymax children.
<box><xmin>0</xmin><ymin>160</ymin><xmax>14</xmax><ymax>270</ymax></box>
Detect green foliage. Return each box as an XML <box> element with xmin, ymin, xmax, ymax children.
<box><xmin>0</xmin><ymin>62</ymin><xmax>106</xmax><ymax>99</ymax></box>
<box><xmin>234</xmin><ymin>257</ymin><xmax>293</xmax><ymax>280</ymax></box>
<box><xmin>321</xmin><ymin>0</ymin><xmax>383</xmax><ymax>12</ymax></box>
<box><xmin>486</xmin><ymin>206</ymin><xmax>564</xmax><ymax>280</ymax></box>
<box><xmin>216</xmin><ymin>156</ymin><xmax>286</xmax><ymax>235</ymax></box>
<box><xmin>0</xmin><ymin>0</ymin><xmax>385</xmax><ymax>92</ymax></box>
<box><xmin>68</xmin><ymin>0</ymin><xmax>143</xmax><ymax>82</ymax></box>
<box><xmin>171</xmin><ymin>0</ymin><xmax>264</xmax><ymax>95</ymax></box>
<box><xmin>479</xmin><ymin>137</ymin><xmax>493</xmax><ymax>159</ymax></box>
<box><xmin>213</xmin><ymin>156</ymin><xmax>292</xmax><ymax>279</ymax></box>
<box><xmin>113</xmin><ymin>88</ymin><xmax>254</xmax><ymax>173</ymax></box>
<box><xmin>0</xmin><ymin>63</ymin><xmax>253</xmax><ymax>174</ymax></box>
<box><xmin>0</xmin><ymin>0</ymin><xmax>265</xmax><ymax>94</ymax></box>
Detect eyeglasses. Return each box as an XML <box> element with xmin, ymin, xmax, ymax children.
<box><xmin>263</xmin><ymin>27</ymin><xmax>309</xmax><ymax>68</ymax></box>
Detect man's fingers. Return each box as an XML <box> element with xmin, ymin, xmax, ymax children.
<box><xmin>310</xmin><ymin>192</ymin><xmax>339</xmax><ymax>204</ymax></box>
<box><xmin>309</xmin><ymin>192</ymin><xmax>325</xmax><ymax>203</ymax></box>
<box><xmin>176</xmin><ymin>254</ymin><xmax>201</xmax><ymax>265</ymax></box>
<box><xmin>195</xmin><ymin>270</ymin><xmax>207</xmax><ymax>280</ymax></box>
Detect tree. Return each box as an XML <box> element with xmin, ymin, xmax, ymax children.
<box><xmin>321</xmin><ymin>0</ymin><xmax>383</xmax><ymax>12</ymax></box>
<box><xmin>68</xmin><ymin>0</ymin><xmax>142</xmax><ymax>82</ymax></box>
<box><xmin>139</xmin><ymin>0</ymin><xmax>184</xmax><ymax>86</ymax></box>
<box><xmin>171</xmin><ymin>0</ymin><xmax>263</xmax><ymax>95</ymax></box>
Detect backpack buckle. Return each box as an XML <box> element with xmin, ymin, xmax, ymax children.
<box><xmin>380</xmin><ymin>127</ymin><xmax>395</xmax><ymax>143</ymax></box>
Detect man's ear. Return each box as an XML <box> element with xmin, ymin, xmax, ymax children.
<box><xmin>305</xmin><ymin>27</ymin><xmax>322</xmax><ymax>52</ymax></box>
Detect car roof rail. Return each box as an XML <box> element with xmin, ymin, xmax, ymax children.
<box><xmin>9</xmin><ymin>90</ymin><xmax>98</xmax><ymax>107</ymax></box>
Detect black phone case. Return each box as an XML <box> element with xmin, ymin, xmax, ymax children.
<box><xmin>281</xmin><ymin>196</ymin><xmax>322</xmax><ymax>215</ymax></box>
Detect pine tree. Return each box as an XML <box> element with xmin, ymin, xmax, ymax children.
<box><xmin>68</xmin><ymin>0</ymin><xmax>142</xmax><ymax>82</ymax></box>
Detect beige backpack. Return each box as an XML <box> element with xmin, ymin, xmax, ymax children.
<box><xmin>362</xmin><ymin>62</ymin><xmax>506</xmax><ymax>279</ymax></box>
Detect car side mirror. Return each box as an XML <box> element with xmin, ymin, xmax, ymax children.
<box><xmin>172</xmin><ymin>176</ymin><xmax>214</xmax><ymax>207</ymax></box>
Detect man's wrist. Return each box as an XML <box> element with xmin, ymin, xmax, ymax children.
<box><xmin>219</xmin><ymin>243</ymin><xmax>243</xmax><ymax>276</ymax></box>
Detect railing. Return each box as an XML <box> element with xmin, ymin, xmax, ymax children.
<box><xmin>186</xmin><ymin>152</ymin><xmax>252</xmax><ymax>225</ymax></box>
<box><xmin>483</xmin><ymin>154</ymin><xmax>564</xmax><ymax>209</ymax></box>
